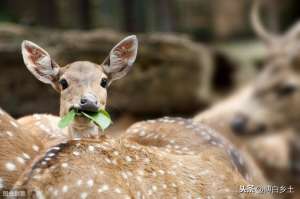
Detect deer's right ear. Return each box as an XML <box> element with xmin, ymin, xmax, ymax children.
<box><xmin>21</xmin><ymin>40</ymin><xmax>60</xmax><ymax>86</ymax></box>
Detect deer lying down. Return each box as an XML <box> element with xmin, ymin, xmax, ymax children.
<box><xmin>0</xmin><ymin>35</ymin><xmax>273</xmax><ymax>198</ymax></box>
<box><xmin>195</xmin><ymin>0</ymin><xmax>300</xmax><ymax>189</ymax></box>
<box><xmin>10</xmin><ymin>117</ymin><xmax>271</xmax><ymax>199</ymax></box>
<box><xmin>0</xmin><ymin>108</ymin><xmax>45</xmax><ymax>191</ymax></box>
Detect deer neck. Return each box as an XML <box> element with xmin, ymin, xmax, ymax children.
<box><xmin>68</xmin><ymin>117</ymin><xmax>99</xmax><ymax>139</ymax></box>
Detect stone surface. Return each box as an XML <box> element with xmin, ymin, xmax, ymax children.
<box><xmin>0</xmin><ymin>23</ymin><xmax>216</xmax><ymax>117</ymax></box>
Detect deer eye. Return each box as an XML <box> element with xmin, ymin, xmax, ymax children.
<box><xmin>276</xmin><ymin>84</ymin><xmax>297</xmax><ymax>97</ymax></box>
<box><xmin>59</xmin><ymin>78</ymin><xmax>69</xmax><ymax>90</ymax></box>
<box><xmin>100</xmin><ymin>78</ymin><xmax>108</xmax><ymax>88</ymax></box>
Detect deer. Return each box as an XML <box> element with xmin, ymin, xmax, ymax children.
<box><xmin>19</xmin><ymin>35</ymin><xmax>138</xmax><ymax>142</ymax></box>
<box><xmin>0</xmin><ymin>33</ymin><xmax>275</xmax><ymax>198</ymax></box>
<box><xmin>0</xmin><ymin>114</ymin><xmax>271</xmax><ymax>199</ymax></box>
<box><xmin>194</xmin><ymin>0</ymin><xmax>300</xmax><ymax>190</ymax></box>
<box><xmin>0</xmin><ymin>108</ymin><xmax>45</xmax><ymax>192</ymax></box>
<box><xmin>0</xmin><ymin>108</ymin><xmax>272</xmax><ymax>198</ymax></box>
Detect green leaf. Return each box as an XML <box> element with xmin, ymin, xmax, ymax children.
<box><xmin>82</xmin><ymin>111</ymin><xmax>112</xmax><ymax>131</ymax></box>
<box><xmin>58</xmin><ymin>109</ymin><xmax>76</xmax><ymax>128</ymax></box>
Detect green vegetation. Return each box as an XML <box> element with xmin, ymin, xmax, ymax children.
<box><xmin>58</xmin><ymin>108</ymin><xmax>112</xmax><ymax>131</ymax></box>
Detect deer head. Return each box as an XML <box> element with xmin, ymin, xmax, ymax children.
<box><xmin>21</xmin><ymin>36</ymin><xmax>138</xmax><ymax>139</ymax></box>
<box><xmin>230</xmin><ymin>1</ymin><xmax>300</xmax><ymax>135</ymax></box>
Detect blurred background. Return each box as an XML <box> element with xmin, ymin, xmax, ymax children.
<box><xmin>0</xmin><ymin>0</ymin><xmax>299</xmax><ymax>120</ymax></box>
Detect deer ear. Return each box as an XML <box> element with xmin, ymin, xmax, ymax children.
<box><xmin>102</xmin><ymin>35</ymin><xmax>138</xmax><ymax>82</ymax></box>
<box><xmin>21</xmin><ymin>40</ymin><xmax>60</xmax><ymax>86</ymax></box>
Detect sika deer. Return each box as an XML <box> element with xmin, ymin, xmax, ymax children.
<box><xmin>20</xmin><ymin>35</ymin><xmax>138</xmax><ymax>140</ymax></box>
<box><xmin>0</xmin><ymin>107</ymin><xmax>267</xmax><ymax>198</ymax></box>
<box><xmin>228</xmin><ymin>0</ymin><xmax>300</xmax><ymax>136</ymax></box>
<box><xmin>0</xmin><ymin>108</ymin><xmax>44</xmax><ymax>191</ymax></box>
<box><xmin>195</xmin><ymin>0</ymin><xmax>300</xmax><ymax>189</ymax></box>
<box><xmin>10</xmin><ymin>117</ymin><xmax>271</xmax><ymax>199</ymax></box>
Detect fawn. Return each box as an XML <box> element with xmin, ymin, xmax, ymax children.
<box><xmin>20</xmin><ymin>35</ymin><xmax>138</xmax><ymax>140</ymax></box>
<box><xmin>0</xmin><ymin>34</ymin><xmax>273</xmax><ymax>198</ymax></box>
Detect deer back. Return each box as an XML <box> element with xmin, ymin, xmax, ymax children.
<box><xmin>0</xmin><ymin>109</ymin><xmax>44</xmax><ymax>190</ymax></box>
<box><xmin>13</xmin><ymin>118</ymin><xmax>271</xmax><ymax>199</ymax></box>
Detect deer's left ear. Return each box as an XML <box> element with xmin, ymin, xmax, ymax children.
<box><xmin>102</xmin><ymin>35</ymin><xmax>138</xmax><ymax>82</ymax></box>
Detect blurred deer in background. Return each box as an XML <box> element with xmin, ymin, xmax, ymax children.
<box><xmin>195</xmin><ymin>0</ymin><xmax>300</xmax><ymax>188</ymax></box>
<box><xmin>19</xmin><ymin>35</ymin><xmax>138</xmax><ymax>140</ymax></box>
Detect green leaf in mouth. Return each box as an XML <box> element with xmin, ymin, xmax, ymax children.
<box><xmin>81</xmin><ymin>110</ymin><xmax>112</xmax><ymax>131</ymax></box>
<box><xmin>58</xmin><ymin>109</ymin><xmax>76</xmax><ymax>129</ymax></box>
<box><xmin>58</xmin><ymin>109</ymin><xmax>112</xmax><ymax>131</ymax></box>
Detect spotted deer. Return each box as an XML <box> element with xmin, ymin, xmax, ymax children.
<box><xmin>0</xmin><ymin>108</ymin><xmax>45</xmax><ymax>192</ymax></box>
<box><xmin>20</xmin><ymin>35</ymin><xmax>138</xmax><ymax>140</ymax></box>
<box><xmin>0</xmin><ymin>110</ymin><xmax>271</xmax><ymax>198</ymax></box>
<box><xmin>195</xmin><ymin>0</ymin><xmax>300</xmax><ymax>188</ymax></box>
<box><xmin>1</xmin><ymin>36</ymin><xmax>274</xmax><ymax>198</ymax></box>
<box><xmin>2</xmin><ymin>116</ymin><xmax>271</xmax><ymax>199</ymax></box>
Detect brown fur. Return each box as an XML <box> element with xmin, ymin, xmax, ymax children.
<box><xmin>194</xmin><ymin>2</ymin><xmax>300</xmax><ymax>197</ymax></box>
<box><xmin>21</xmin><ymin>36</ymin><xmax>138</xmax><ymax>139</ymax></box>
<box><xmin>13</xmin><ymin>118</ymin><xmax>271</xmax><ymax>199</ymax></box>
<box><xmin>0</xmin><ymin>108</ymin><xmax>44</xmax><ymax>190</ymax></box>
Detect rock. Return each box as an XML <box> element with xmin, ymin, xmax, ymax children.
<box><xmin>0</xmin><ymin>23</ymin><xmax>217</xmax><ymax>117</ymax></box>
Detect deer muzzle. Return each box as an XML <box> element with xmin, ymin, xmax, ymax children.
<box><xmin>78</xmin><ymin>93</ymin><xmax>99</xmax><ymax>112</ymax></box>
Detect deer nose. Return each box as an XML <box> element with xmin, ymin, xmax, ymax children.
<box><xmin>79</xmin><ymin>94</ymin><xmax>99</xmax><ymax>112</ymax></box>
<box><xmin>230</xmin><ymin>115</ymin><xmax>248</xmax><ymax>135</ymax></box>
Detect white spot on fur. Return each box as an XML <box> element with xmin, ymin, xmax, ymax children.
<box><xmin>10</xmin><ymin>121</ymin><xmax>18</xmax><ymax>127</ymax></box>
<box><xmin>6</xmin><ymin>162</ymin><xmax>16</xmax><ymax>171</ymax></box>
<box><xmin>52</xmin><ymin>147</ymin><xmax>60</xmax><ymax>151</ymax></box>
<box><xmin>87</xmin><ymin>179</ymin><xmax>94</xmax><ymax>187</ymax></box>
<box><xmin>121</xmin><ymin>172</ymin><xmax>128</xmax><ymax>180</ymax></box>
<box><xmin>22</xmin><ymin>153</ymin><xmax>30</xmax><ymax>159</ymax></box>
<box><xmin>152</xmin><ymin>185</ymin><xmax>157</xmax><ymax>191</ymax></box>
<box><xmin>53</xmin><ymin>189</ymin><xmax>58</xmax><ymax>196</ymax></box>
<box><xmin>73</xmin><ymin>151</ymin><xmax>80</xmax><ymax>156</ymax></box>
<box><xmin>6</xmin><ymin>131</ymin><xmax>13</xmax><ymax>137</ymax></box>
<box><xmin>62</xmin><ymin>185</ymin><xmax>68</xmax><ymax>193</ymax></box>
<box><xmin>98</xmin><ymin>184</ymin><xmax>109</xmax><ymax>192</ymax></box>
<box><xmin>16</xmin><ymin>157</ymin><xmax>25</xmax><ymax>164</ymax></box>
<box><xmin>33</xmin><ymin>145</ymin><xmax>39</xmax><ymax>152</ymax></box>
<box><xmin>158</xmin><ymin>170</ymin><xmax>165</xmax><ymax>175</ymax></box>
<box><xmin>139</xmin><ymin>131</ymin><xmax>146</xmax><ymax>136</ymax></box>
<box><xmin>136</xmin><ymin>176</ymin><xmax>142</xmax><ymax>182</ymax></box>
<box><xmin>114</xmin><ymin>188</ymin><xmax>122</xmax><ymax>193</ymax></box>
<box><xmin>35</xmin><ymin>189</ymin><xmax>45</xmax><ymax>199</ymax></box>
<box><xmin>77</xmin><ymin>180</ymin><xmax>82</xmax><ymax>186</ymax></box>
<box><xmin>48</xmin><ymin>153</ymin><xmax>55</xmax><ymax>157</ymax></box>
<box><xmin>80</xmin><ymin>192</ymin><xmax>88</xmax><ymax>199</ymax></box>
<box><xmin>88</xmin><ymin>145</ymin><xmax>95</xmax><ymax>152</ymax></box>
<box><xmin>105</xmin><ymin>158</ymin><xmax>112</xmax><ymax>164</ymax></box>
<box><xmin>62</xmin><ymin>163</ymin><xmax>68</xmax><ymax>168</ymax></box>
<box><xmin>125</xmin><ymin>156</ymin><xmax>132</xmax><ymax>162</ymax></box>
